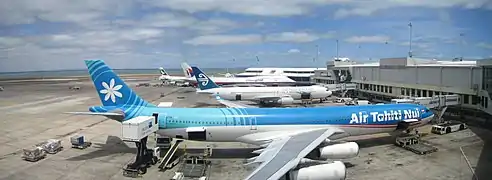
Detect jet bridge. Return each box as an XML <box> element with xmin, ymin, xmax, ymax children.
<box><xmin>390</xmin><ymin>94</ymin><xmax>460</xmax><ymax>123</ymax></box>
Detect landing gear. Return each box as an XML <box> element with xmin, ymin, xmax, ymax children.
<box><xmin>123</xmin><ymin>136</ymin><xmax>158</xmax><ymax>178</ymax></box>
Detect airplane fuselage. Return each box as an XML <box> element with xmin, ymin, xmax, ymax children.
<box><xmin>197</xmin><ymin>85</ymin><xmax>332</xmax><ymax>101</ymax></box>
<box><xmin>102</xmin><ymin>103</ymin><xmax>434</xmax><ymax>145</ymax></box>
<box><xmin>161</xmin><ymin>75</ymin><xmax>295</xmax><ymax>85</ymax></box>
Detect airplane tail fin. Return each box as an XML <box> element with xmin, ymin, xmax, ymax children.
<box><xmin>159</xmin><ymin>67</ymin><xmax>168</xmax><ymax>75</ymax></box>
<box><xmin>191</xmin><ymin>66</ymin><xmax>220</xmax><ymax>90</ymax></box>
<box><xmin>181</xmin><ymin>62</ymin><xmax>193</xmax><ymax>78</ymax></box>
<box><xmin>84</xmin><ymin>60</ymin><xmax>155</xmax><ymax>108</ymax></box>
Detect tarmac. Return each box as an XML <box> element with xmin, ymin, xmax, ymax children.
<box><xmin>0</xmin><ymin>77</ymin><xmax>491</xmax><ymax>180</ymax></box>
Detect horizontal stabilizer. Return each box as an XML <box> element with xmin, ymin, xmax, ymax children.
<box><xmin>64</xmin><ymin>112</ymin><xmax>125</xmax><ymax>121</ymax></box>
<box><xmin>157</xmin><ymin>102</ymin><xmax>173</xmax><ymax>107</ymax></box>
<box><xmin>65</xmin><ymin>112</ymin><xmax>123</xmax><ymax>116</ymax></box>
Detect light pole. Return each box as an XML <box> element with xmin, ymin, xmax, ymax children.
<box><xmin>460</xmin><ymin>33</ymin><xmax>465</xmax><ymax>61</ymax></box>
<box><xmin>336</xmin><ymin>39</ymin><xmax>339</xmax><ymax>60</ymax></box>
<box><xmin>316</xmin><ymin>44</ymin><xmax>319</xmax><ymax>62</ymax></box>
<box><xmin>408</xmin><ymin>22</ymin><xmax>413</xmax><ymax>57</ymax></box>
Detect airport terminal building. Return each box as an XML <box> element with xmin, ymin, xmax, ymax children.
<box><xmin>311</xmin><ymin>57</ymin><xmax>492</xmax><ymax>126</ymax></box>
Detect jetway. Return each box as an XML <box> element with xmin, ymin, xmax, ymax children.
<box><xmin>390</xmin><ymin>94</ymin><xmax>460</xmax><ymax>123</ymax></box>
<box><xmin>321</xmin><ymin>83</ymin><xmax>357</xmax><ymax>92</ymax></box>
<box><xmin>390</xmin><ymin>95</ymin><xmax>460</xmax><ymax>108</ymax></box>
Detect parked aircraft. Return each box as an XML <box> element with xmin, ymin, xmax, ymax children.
<box><xmin>70</xmin><ymin>59</ymin><xmax>435</xmax><ymax>180</ymax></box>
<box><xmin>158</xmin><ymin>62</ymin><xmax>193</xmax><ymax>83</ymax></box>
<box><xmin>191</xmin><ymin>66</ymin><xmax>332</xmax><ymax>107</ymax></box>
<box><xmin>159</xmin><ymin>62</ymin><xmax>297</xmax><ymax>86</ymax></box>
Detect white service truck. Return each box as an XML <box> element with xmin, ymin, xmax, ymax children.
<box><xmin>121</xmin><ymin>116</ymin><xmax>160</xmax><ymax>177</ymax></box>
<box><xmin>431</xmin><ymin>121</ymin><xmax>467</xmax><ymax>135</ymax></box>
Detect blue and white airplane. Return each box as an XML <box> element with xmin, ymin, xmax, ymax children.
<box><xmin>72</xmin><ymin>60</ymin><xmax>434</xmax><ymax>180</ymax></box>
<box><xmin>191</xmin><ymin>66</ymin><xmax>332</xmax><ymax>107</ymax></box>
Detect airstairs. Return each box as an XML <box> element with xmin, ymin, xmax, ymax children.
<box><xmin>158</xmin><ymin>139</ymin><xmax>183</xmax><ymax>170</ymax></box>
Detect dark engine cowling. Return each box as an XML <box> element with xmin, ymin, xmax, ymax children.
<box><xmin>287</xmin><ymin>161</ymin><xmax>346</xmax><ymax>180</ymax></box>
<box><xmin>300</xmin><ymin>92</ymin><xmax>311</xmax><ymax>99</ymax></box>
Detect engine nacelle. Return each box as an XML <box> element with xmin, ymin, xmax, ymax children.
<box><xmin>318</xmin><ymin>142</ymin><xmax>359</xmax><ymax>160</ymax></box>
<box><xmin>288</xmin><ymin>161</ymin><xmax>346</xmax><ymax>180</ymax></box>
<box><xmin>277</xmin><ymin>97</ymin><xmax>294</xmax><ymax>105</ymax></box>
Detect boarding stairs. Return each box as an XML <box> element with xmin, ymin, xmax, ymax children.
<box><xmin>158</xmin><ymin>139</ymin><xmax>183</xmax><ymax>170</ymax></box>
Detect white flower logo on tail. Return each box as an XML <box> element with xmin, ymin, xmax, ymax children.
<box><xmin>99</xmin><ymin>78</ymin><xmax>123</xmax><ymax>103</ymax></box>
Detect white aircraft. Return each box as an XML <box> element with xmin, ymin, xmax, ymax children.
<box><xmin>158</xmin><ymin>62</ymin><xmax>193</xmax><ymax>83</ymax></box>
<box><xmin>159</xmin><ymin>62</ymin><xmax>297</xmax><ymax>86</ymax></box>
<box><xmin>191</xmin><ymin>66</ymin><xmax>332</xmax><ymax>107</ymax></box>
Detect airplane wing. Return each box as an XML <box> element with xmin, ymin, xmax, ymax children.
<box><xmin>157</xmin><ymin>102</ymin><xmax>174</xmax><ymax>107</ymax></box>
<box><xmin>243</xmin><ymin>128</ymin><xmax>342</xmax><ymax>180</ymax></box>
<box><xmin>214</xmin><ymin>95</ymin><xmax>257</xmax><ymax>108</ymax></box>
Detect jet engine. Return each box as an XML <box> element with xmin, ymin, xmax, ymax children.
<box><xmin>309</xmin><ymin>142</ymin><xmax>359</xmax><ymax>160</ymax></box>
<box><xmin>287</xmin><ymin>161</ymin><xmax>346</xmax><ymax>180</ymax></box>
<box><xmin>277</xmin><ymin>97</ymin><xmax>294</xmax><ymax>105</ymax></box>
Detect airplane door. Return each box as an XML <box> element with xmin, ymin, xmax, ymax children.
<box><xmin>235</xmin><ymin>94</ymin><xmax>242</xmax><ymax>100</ymax></box>
<box><xmin>152</xmin><ymin>113</ymin><xmax>163</xmax><ymax>128</ymax></box>
<box><xmin>249</xmin><ymin>116</ymin><xmax>257</xmax><ymax>130</ymax></box>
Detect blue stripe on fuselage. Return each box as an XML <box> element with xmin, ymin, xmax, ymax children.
<box><xmin>123</xmin><ymin>103</ymin><xmax>432</xmax><ymax>129</ymax></box>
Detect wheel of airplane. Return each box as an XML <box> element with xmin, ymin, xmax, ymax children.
<box><xmin>139</xmin><ymin>167</ymin><xmax>147</xmax><ymax>174</ymax></box>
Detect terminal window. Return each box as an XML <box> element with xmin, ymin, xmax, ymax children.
<box><xmin>401</xmin><ymin>88</ymin><xmax>405</xmax><ymax>96</ymax></box>
<box><xmin>472</xmin><ymin>96</ymin><xmax>479</xmax><ymax>105</ymax></box>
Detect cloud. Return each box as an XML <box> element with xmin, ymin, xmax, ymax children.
<box><xmin>183</xmin><ymin>34</ymin><xmax>263</xmax><ymax>45</ymax></box>
<box><xmin>183</xmin><ymin>31</ymin><xmax>332</xmax><ymax>45</ymax></box>
<box><xmin>113</xmin><ymin>13</ymin><xmax>242</xmax><ymax>35</ymax></box>
<box><xmin>265</xmin><ymin>32</ymin><xmax>321</xmax><ymax>43</ymax></box>
<box><xmin>333</xmin><ymin>0</ymin><xmax>492</xmax><ymax>19</ymax></box>
<box><xmin>144</xmin><ymin>0</ymin><xmax>310</xmax><ymax>17</ymax></box>
<box><xmin>477</xmin><ymin>42</ymin><xmax>492</xmax><ymax>49</ymax></box>
<box><xmin>398</xmin><ymin>41</ymin><xmax>430</xmax><ymax>49</ymax></box>
<box><xmin>287</xmin><ymin>49</ymin><xmax>300</xmax><ymax>53</ymax></box>
<box><xmin>188</xmin><ymin>18</ymin><xmax>241</xmax><ymax>34</ymax></box>
<box><xmin>1</xmin><ymin>0</ymin><xmax>492</xmax><ymax>27</ymax></box>
<box><xmin>345</xmin><ymin>35</ymin><xmax>390</xmax><ymax>43</ymax></box>
<box><xmin>141</xmin><ymin>0</ymin><xmax>492</xmax><ymax>19</ymax></box>
<box><xmin>0</xmin><ymin>0</ymin><xmax>135</xmax><ymax>26</ymax></box>
<box><xmin>1</xmin><ymin>0</ymin><xmax>491</xmax><ymax>72</ymax></box>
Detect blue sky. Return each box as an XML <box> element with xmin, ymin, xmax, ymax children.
<box><xmin>0</xmin><ymin>0</ymin><xmax>491</xmax><ymax>72</ymax></box>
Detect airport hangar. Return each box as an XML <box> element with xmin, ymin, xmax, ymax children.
<box><xmin>311</xmin><ymin>57</ymin><xmax>492</xmax><ymax>127</ymax></box>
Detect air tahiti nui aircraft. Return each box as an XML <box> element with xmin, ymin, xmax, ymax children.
<box><xmin>70</xmin><ymin>59</ymin><xmax>434</xmax><ymax>180</ymax></box>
